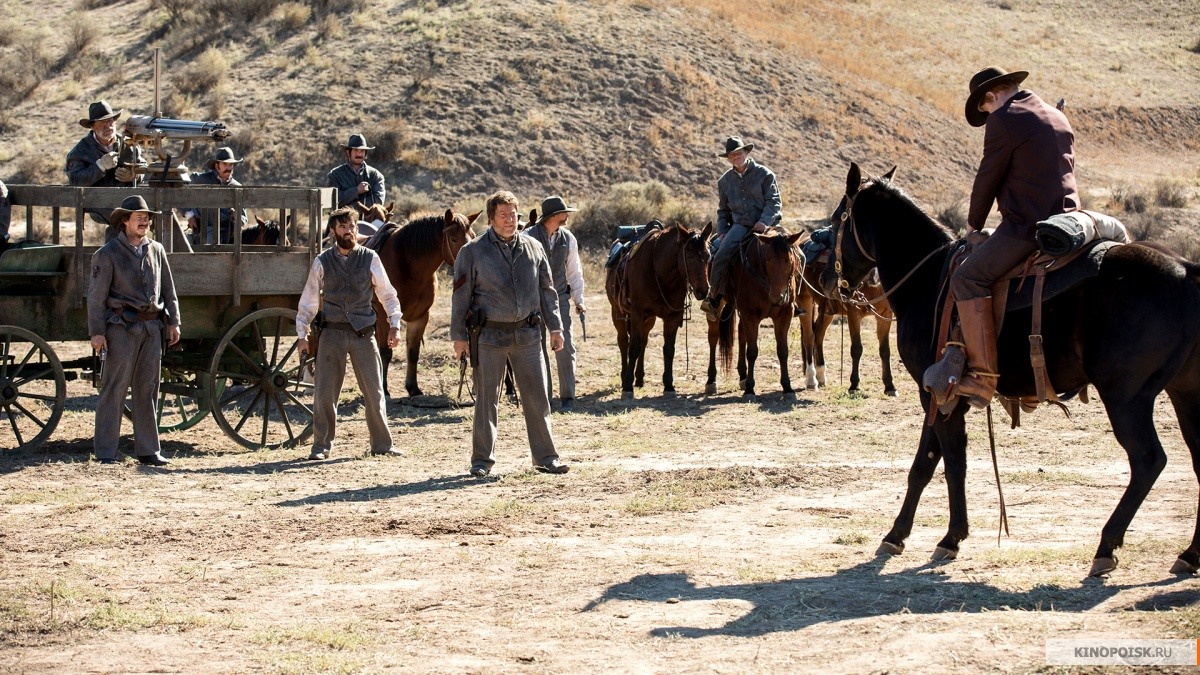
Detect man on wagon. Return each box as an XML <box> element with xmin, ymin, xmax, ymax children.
<box><xmin>327</xmin><ymin>134</ymin><xmax>386</xmax><ymax>209</ymax></box>
<box><xmin>295</xmin><ymin>206</ymin><xmax>403</xmax><ymax>461</ymax></box>
<box><xmin>451</xmin><ymin>190</ymin><xmax>569</xmax><ymax>477</ymax></box>
<box><xmin>88</xmin><ymin>195</ymin><xmax>180</xmax><ymax>466</ymax></box>
<box><xmin>184</xmin><ymin>146</ymin><xmax>247</xmax><ymax>245</ymax></box>
<box><xmin>700</xmin><ymin>136</ymin><xmax>784</xmax><ymax>321</ymax></box>
<box><xmin>66</xmin><ymin>100</ymin><xmax>144</xmax><ymax>231</ymax></box>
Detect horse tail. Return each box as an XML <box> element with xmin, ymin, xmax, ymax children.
<box><xmin>718</xmin><ymin>304</ymin><xmax>735</xmax><ymax>373</ymax></box>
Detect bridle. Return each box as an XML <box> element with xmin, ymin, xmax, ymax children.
<box><xmin>651</xmin><ymin>229</ymin><xmax>704</xmax><ymax>314</ymax></box>
<box><xmin>442</xmin><ymin>217</ymin><xmax>467</xmax><ymax>266</ymax></box>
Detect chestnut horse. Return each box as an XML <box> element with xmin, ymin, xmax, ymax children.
<box><xmin>706</xmin><ymin>230</ymin><xmax>804</xmax><ymax>400</ymax></box>
<box><xmin>798</xmin><ymin>256</ymin><xmax>897</xmax><ymax>396</ymax></box>
<box><xmin>371</xmin><ymin>209</ymin><xmax>479</xmax><ymax>397</ymax></box>
<box><xmin>822</xmin><ymin>162</ymin><xmax>1200</xmax><ymax>576</ymax></box>
<box><xmin>241</xmin><ymin>216</ymin><xmax>286</xmax><ymax>246</ymax></box>
<box><xmin>606</xmin><ymin>222</ymin><xmax>712</xmax><ymax>398</ymax></box>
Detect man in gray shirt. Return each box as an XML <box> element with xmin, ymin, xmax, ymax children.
<box><xmin>88</xmin><ymin>195</ymin><xmax>180</xmax><ymax>466</ymax></box>
<box><xmin>185</xmin><ymin>146</ymin><xmax>247</xmax><ymax>245</ymax></box>
<box><xmin>65</xmin><ymin>100</ymin><xmax>143</xmax><ymax>228</ymax></box>
<box><xmin>451</xmin><ymin>191</ymin><xmax>569</xmax><ymax>477</ymax></box>
<box><xmin>327</xmin><ymin>134</ymin><xmax>386</xmax><ymax>208</ymax></box>
<box><xmin>700</xmin><ymin>136</ymin><xmax>783</xmax><ymax>320</ymax></box>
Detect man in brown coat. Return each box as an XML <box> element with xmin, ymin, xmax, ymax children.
<box><xmin>949</xmin><ymin>67</ymin><xmax>1080</xmax><ymax>407</ymax></box>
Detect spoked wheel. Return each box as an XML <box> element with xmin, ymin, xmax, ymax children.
<box><xmin>0</xmin><ymin>326</ymin><xmax>66</xmax><ymax>452</ymax></box>
<box><xmin>123</xmin><ymin>368</ymin><xmax>225</xmax><ymax>433</ymax></box>
<box><xmin>208</xmin><ymin>308</ymin><xmax>313</xmax><ymax>450</ymax></box>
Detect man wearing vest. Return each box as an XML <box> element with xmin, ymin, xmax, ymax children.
<box><xmin>523</xmin><ymin>196</ymin><xmax>586</xmax><ymax>412</ymax></box>
<box><xmin>296</xmin><ymin>207</ymin><xmax>403</xmax><ymax>461</ymax></box>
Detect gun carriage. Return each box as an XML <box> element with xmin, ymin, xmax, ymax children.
<box><xmin>0</xmin><ymin>183</ymin><xmax>337</xmax><ymax>453</ymax></box>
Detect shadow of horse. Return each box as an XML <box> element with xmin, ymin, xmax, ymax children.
<box><xmin>582</xmin><ymin>556</ymin><xmax>1188</xmax><ymax>638</ymax></box>
<box><xmin>274</xmin><ymin>474</ymin><xmax>482</xmax><ymax>506</ymax></box>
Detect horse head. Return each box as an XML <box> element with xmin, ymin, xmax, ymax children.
<box><xmin>356</xmin><ymin>200</ymin><xmax>395</xmax><ymax>225</ymax></box>
<box><xmin>243</xmin><ymin>216</ymin><xmax>285</xmax><ymax>246</ymax></box>
<box><xmin>441</xmin><ymin>208</ymin><xmax>480</xmax><ymax>266</ymax></box>
<box><xmin>750</xmin><ymin>229</ymin><xmax>805</xmax><ymax>306</ymax></box>
<box><xmin>676</xmin><ymin>221</ymin><xmax>713</xmax><ymax>301</ymax></box>
<box><xmin>821</xmin><ymin>162</ymin><xmax>896</xmax><ymax>298</ymax></box>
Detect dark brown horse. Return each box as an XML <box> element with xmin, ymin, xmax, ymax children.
<box><xmin>241</xmin><ymin>216</ymin><xmax>286</xmax><ymax>246</ymax></box>
<box><xmin>606</xmin><ymin>222</ymin><xmax>712</xmax><ymax>398</ymax></box>
<box><xmin>798</xmin><ymin>256</ymin><xmax>897</xmax><ymax>396</ymax></box>
<box><xmin>822</xmin><ymin>161</ymin><xmax>1200</xmax><ymax>576</ymax></box>
<box><xmin>371</xmin><ymin>209</ymin><xmax>479</xmax><ymax>397</ymax></box>
<box><xmin>706</xmin><ymin>230</ymin><xmax>804</xmax><ymax>400</ymax></box>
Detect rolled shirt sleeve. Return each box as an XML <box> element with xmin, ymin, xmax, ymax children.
<box><xmin>295</xmin><ymin>257</ymin><xmax>324</xmax><ymax>340</ymax></box>
<box><xmin>369</xmin><ymin>254</ymin><xmax>403</xmax><ymax>330</ymax></box>
<box><xmin>565</xmin><ymin>234</ymin><xmax>585</xmax><ymax>309</ymax></box>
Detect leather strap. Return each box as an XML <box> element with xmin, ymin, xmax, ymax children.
<box><xmin>1028</xmin><ymin>264</ymin><xmax>1061</xmax><ymax>404</ymax></box>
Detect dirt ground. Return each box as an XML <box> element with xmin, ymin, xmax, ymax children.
<box><xmin>3</xmin><ymin>285</ymin><xmax>1200</xmax><ymax>673</ymax></box>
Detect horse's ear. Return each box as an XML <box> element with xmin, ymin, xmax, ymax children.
<box><xmin>467</xmin><ymin>210</ymin><xmax>481</xmax><ymax>225</ymax></box>
<box><xmin>846</xmin><ymin>162</ymin><xmax>863</xmax><ymax>197</ymax></box>
<box><xmin>529</xmin><ymin>209</ymin><xmax>538</xmax><ymax>225</ymax></box>
<box><xmin>882</xmin><ymin>165</ymin><xmax>897</xmax><ymax>182</ymax></box>
<box><xmin>444</xmin><ymin>208</ymin><xmax>455</xmax><ymax>225</ymax></box>
<box><xmin>256</xmin><ymin>215</ymin><xmax>265</xmax><ymax>225</ymax></box>
<box><xmin>354</xmin><ymin>201</ymin><xmax>368</xmax><ymax>214</ymax></box>
<box><xmin>385</xmin><ymin>201</ymin><xmax>395</xmax><ymax>214</ymax></box>
<box><xmin>700</xmin><ymin>221</ymin><xmax>713</xmax><ymax>240</ymax></box>
<box><xmin>787</xmin><ymin>231</ymin><xmax>804</xmax><ymax>245</ymax></box>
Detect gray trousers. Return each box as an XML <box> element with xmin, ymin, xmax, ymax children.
<box><xmin>472</xmin><ymin>338</ymin><xmax>558</xmax><ymax>469</ymax></box>
<box><xmin>94</xmin><ymin>322</ymin><xmax>162</xmax><ymax>459</ymax></box>
<box><xmin>950</xmin><ymin>225</ymin><xmax>1040</xmax><ymax>301</ymax></box>
<box><xmin>311</xmin><ymin>327</ymin><xmax>394</xmax><ymax>455</ymax></box>
<box><xmin>709</xmin><ymin>223</ymin><xmax>750</xmax><ymax>297</ymax></box>
<box><xmin>551</xmin><ymin>295</ymin><xmax>577</xmax><ymax>401</ymax></box>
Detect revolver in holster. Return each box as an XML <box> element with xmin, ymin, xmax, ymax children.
<box><xmin>466</xmin><ymin>307</ymin><xmax>486</xmax><ymax>369</ymax></box>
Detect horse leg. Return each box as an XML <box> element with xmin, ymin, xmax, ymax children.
<box><xmin>621</xmin><ymin>313</ymin><xmax>643</xmax><ymax>399</ymax></box>
<box><xmin>932</xmin><ymin>414</ymin><xmax>971</xmax><ymax>560</ymax></box>
<box><xmin>876</xmin><ymin>309</ymin><xmax>897</xmax><ymax>397</ymax></box>
<box><xmin>798</xmin><ymin>308</ymin><xmax>818</xmax><ymax>390</ymax></box>
<box><xmin>662</xmin><ymin>317</ymin><xmax>680</xmax><ymax>396</ymax></box>
<box><xmin>736</xmin><ymin>316</ymin><xmax>748</xmax><ymax>392</ymax></box>
<box><xmin>636</xmin><ymin>316</ymin><xmax>655</xmax><ymax>389</ymax></box>
<box><xmin>775</xmin><ymin>313</ymin><xmax>794</xmax><ymax>398</ymax></box>
<box><xmin>1089</xmin><ymin>394</ymin><xmax>1168</xmax><ymax>576</ymax></box>
<box><xmin>403</xmin><ymin>314</ymin><xmax>429</xmax><ymax>397</ymax></box>
<box><xmin>879</xmin><ymin>410</ymin><xmax>964</xmax><ymax>556</ymax></box>
<box><xmin>705</xmin><ymin>317</ymin><xmax>719</xmax><ymax>396</ymax></box>
<box><xmin>848</xmin><ymin>309</ymin><xmax>864</xmax><ymax>394</ymax></box>
<box><xmin>1167</xmin><ymin>386</ymin><xmax>1200</xmax><ymax>574</ymax></box>
<box><xmin>614</xmin><ymin>310</ymin><xmax>630</xmax><ymax>395</ymax></box>
<box><xmin>814</xmin><ymin>310</ymin><xmax>832</xmax><ymax>388</ymax></box>
<box><xmin>742</xmin><ymin>315</ymin><xmax>759</xmax><ymax>401</ymax></box>
<box><xmin>503</xmin><ymin>360</ymin><xmax>519</xmax><ymax>404</ymax></box>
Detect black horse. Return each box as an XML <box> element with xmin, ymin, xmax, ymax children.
<box><xmin>821</xmin><ymin>162</ymin><xmax>1200</xmax><ymax>577</ymax></box>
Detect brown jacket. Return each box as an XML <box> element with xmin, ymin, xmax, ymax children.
<box><xmin>968</xmin><ymin>90</ymin><xmax>1079</xmax><ymax>237</ymax></box>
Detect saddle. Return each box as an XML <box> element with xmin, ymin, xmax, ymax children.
<box><xmin>605</xmin><ymin>220</ymin><xmax>663</xmax><ymax>269</ymax></box>
<box><xmin>924</xmin><ymin>229</ymin><xmax>1126</xmax><ymax>426</ymax></box>
<box><xmin>363</xmin><ymin>221</ymin><xmax>398</xmax><ymax>252</ymax></box>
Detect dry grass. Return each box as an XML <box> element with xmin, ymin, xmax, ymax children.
<box><xmin>1154</xmin><ymin>178</ymin><xmax>1189</xmax><ymax>208</ymax></box>
<box><xmin>572</xmin><ymin>181</ymin><xmax>704</xmax><ymax>247</ymax></box>
<box><xmin>276</xmin><ymin>1</ymin><xmax>312</xmax><ymax>32</ymax></box>
<box><xmin>177</xmin><ymin>47</ymin><xmax>229</xmax><ymax>97</ymax></box>
<box><xmin>363</xmin><ymin>117</ymin><xmax>410</xmax><ymax>165</ymax></box>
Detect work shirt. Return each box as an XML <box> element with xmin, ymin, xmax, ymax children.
<box><xmin>87</xmin><ymin>231</ymin><xmax>180</xmax><ymax>336</ymax></box>
<box><xmin>715</xmin><ymin>158</ymin><xmax>782</xmax><ymax>236</ymax></box>
<box><xmin>523</xmin><ymin>224</ymin><xmax>585</xmax><ymax>308</ymax></box>
<box><xmin>185</xmin><ymin>170</ymin><xmax>247</xmax><ymax>244</ymax></box>
<box><xmin>450</xmin><ymin>227</ymin><xmax>562</xmax><ymax>344</ymax></box>
<box><xmin>295</xmin><ymin>245</ymin><xmax>402</xmax><ymax>340</ymax></box>
<box><xmin>66</xmin><ymin>132</ymin><xmax>142</xmax><ymax>224</ymax></box>
<box><xmin>327</xmin><ymin>162</ymin><xmax>386</xmax><ymax>208</ymax></box>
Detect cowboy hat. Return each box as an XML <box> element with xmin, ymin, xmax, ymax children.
<box><xmin>110</xmin><ymin>195</ymin><xmax>161</xmax><ymax>224</ymax></box>
<box><xmin>965</xmin><ymin>66</ymin><xmax>1028</xmax><ymax>127</ymax></box>
<box><xmin>536</xmin><ymin>196</ymin><xmax>577</xmax><ymax>224</ymax></box>
<box><xmin>717</xmin><ymin>136</ymin><xmax>755</xmax><ymax>158</ymax></box>
<box><xmin>79</xmin><ymin>100</ymin><xmax>122</xmax><ymax>128</ymax></box>
<box><xmin>340</xmin><ymin>134</ymin><xmax>375</xmax><ymax>150</ymax></box>
<box><xmin>206</xmin><ymin>146</ymin><xmax>243</xmax><ymax>170</ymax></box>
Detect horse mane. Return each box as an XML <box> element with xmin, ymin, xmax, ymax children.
<box><xmin>387</xmin><ymin>212</ymin><xmax>446</xmax><ymax>257</ymax></box>
<box><xmin>868</xmin><ymin>177</ymin><xmax>955</xmax><ymax>241</ymax></box>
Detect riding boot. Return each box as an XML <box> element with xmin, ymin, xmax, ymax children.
<box><xmin>954</xmin><ymin>296</ymin><xmax>999</xmax><ymax>408</ymax></box>
<box><xmin>700</xmin><ymin>294</ymin><xmax>721</xmax><ymax>321</ymax></box>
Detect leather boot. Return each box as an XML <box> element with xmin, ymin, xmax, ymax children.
<box><xmin>700</xmin><ymin>294</ymin><xmax>721</xmax><ymax>321</ymax></box>
<box><xmin>954</xmin><ymin>296</ymin><xmax>999</xmax><ymax>408</ymax></box>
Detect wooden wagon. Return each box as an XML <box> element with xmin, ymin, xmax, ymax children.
<box><xmin>0</xmin><ymin>184</ymin><xmax>336</xmax><ymax>453</ymax></box>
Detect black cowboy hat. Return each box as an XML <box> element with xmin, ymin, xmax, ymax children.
<box><xmin>110</xmin><ymin>195</ymin><xmax>161</xmax><ymax>223</ymax></box>
<box><xmin>965</xmin><ymin>66</ymin><xmax>1028</xmax><ymax>127</ymax></box>
<box><xmin>206</xmin><ymin>146</ymin><xmax>243</xmax><ymax>170</ymax></box>
<box><xmin>341</xmin><ymin>134</ymin><xmax>375</xmax><ymax>150</ymax></box>
<box><xmin>79</xmin><ymin>100</ymin><xmax>122</xmax><ymax>128</ymax></box>
<box><xmin>536</xmin><ymin>196</ymin><xmax>577</xmax><ymax>224</ymax></box>
<box><xmin>717</xmin><ymin>136</ymin><xmax>755</xmax><ymax>158</ymax></box>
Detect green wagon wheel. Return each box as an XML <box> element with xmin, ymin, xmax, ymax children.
<box><xmin>208</xmin><ymin>308</ymin><xmax>314</xmax><ymax>450</ymax></box>
<box><xmin>122</xmin><ymin>368</ymin><xmax>226</xmax><ymax>433</ymax></box>
<box><xmin>0</xmin><ymin>325</ymin><xmax>66</xmax><ymax>453</ymax></box>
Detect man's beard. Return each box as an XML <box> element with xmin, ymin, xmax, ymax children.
<box><xmin>336</xmin><ymin>233</ymin><xmax>355</xmax><ymax>249</ymax></box>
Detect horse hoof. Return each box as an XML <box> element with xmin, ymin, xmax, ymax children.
<box><xmin>1089</xmin><ymin>556</ymin><xmax>1117</xmax><ymax>577</ymax></box>
<box><xmin>885</xmin><ymin>389</ymin><xmax>898</xmax><ymax>398</ymax></box>
<box><xmin>784</xmin><ymin>391</ymin><xmax>797</xmax><ymax>401</ymax></box>
<box><xmin>704</xmin><ymin>383</ymin><xmax>717</xmax><ymax>396</ymax></box>
<box><xmin>877</xmin><ymin>540</ymin><xmax>904</xmax><ymax>556</ymax></box>
<box><xmin>805</xmin><ymin>379</ymin><xmax>819</xmax><ymax>390</ymax></box>
<box><xmin>621</xmin><ymin>391</ymin><xmax>634</xmax><ymax>400</ymax></box>
<box><xmin>931</xmin><ymin>546</ymin><xmax>957</xmax><ymax>561</ymax></box>
<box><xmin>1170</xmin><ymin>557</ymin><xmax>1198</xmax><ymax>575</ymax></box>
<box><xmin>743</xmin><ymin>393</ymin><xmax>757</xmax><ymax>403</ymax></box>
<box><xmin>663</xmin><ymin>390</ymin><xmax>677</xmax><ymax>398</ymax></box>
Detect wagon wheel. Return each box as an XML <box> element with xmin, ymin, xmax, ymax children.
<box><xmin>208</xmin><ymin>308</ymin><xmax>314</xmax><ymax>450</ymax></box>
<box><xmin>0</xmin><ymin>326</ymin><xmax>66</xmax><ymax>453</ymax></box>
<box><xmin>122</xmin><ymin>368</ymin><xmax>226</xmax><ymax>434</ymax></box>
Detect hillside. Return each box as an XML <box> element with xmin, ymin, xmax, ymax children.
<box><xmin>1</xmin><ymin>0</ymin><xmax>1198</xmax><ymax>222</ymax></box>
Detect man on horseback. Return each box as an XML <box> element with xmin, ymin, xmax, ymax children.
<box><xmin>65</xmin><ymin>100</ymin><xmax>145</xmax><ymax>230</ymax></box>
<box><xmin>949</xmin><ymin>67</ymin><xmax>1079</xmax><ymax>407</ymax></box>
<box><xmin>183</xmin><ymin>146</ymin><xmax>247</xmax><ymax>245</ymax></box>
<box><xmin>700</xmin><ymin>137</ymin><xmax>782</xmax><ymax>321</ymax></box>
<box><xmin>327</xmin><ymin>134</ymin><xmax>386</xmax><ymax>208</ymax></box>
<box><xmin>523</xmin><ymin>196</ymin><xmax>586</xmax><ymax>412</ymax></box>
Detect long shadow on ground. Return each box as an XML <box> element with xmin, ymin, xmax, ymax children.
<box><xmin>274</xmin><ymin>474</ymin><xmax>482</xmax><ymax>506</ymax></box>
<box><xmin>582</xmin><ymin>555</ymin><xmax>1193</xmax><ymax>637</ymax></box>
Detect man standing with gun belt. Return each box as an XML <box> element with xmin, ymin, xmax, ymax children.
<box><xmin>296</xmin><ymin>207</ymin><xmax>403</xmax><ymax>461</ymax></box>
<box><xmin>451</xmin><ymin>190</ymin><xmax>570</xmax><ymax>477</ymax></box>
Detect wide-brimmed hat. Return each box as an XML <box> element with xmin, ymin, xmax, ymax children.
<box><xmin>341</xmin><ymin>134</ymin><xmax>375</xmax><ymax>150</ymax></box>
<box><xmin>717</xmin><ymin>136</ymin><xmax>754</xmax><ymax>158</ymax></box>
<box><xmin>965</xmin><ymin>66</ymin><xmax>1028</xmax><ymax>127</ymax></box>
<box><xmin>536</xmin><ymin>196</ymin><xmax>577</xmax><ymax>224</ymax></box>
<box><xmin>110</xmin><ymin>195</ymin><xmax>161</xmax><ymax>224</ymax></box>
<box><xmin>206</xmin><ymin>146</ymin><xmax>243</xmax><ymax>170</ymax></box>
<box><xmin>79</xmin><ymin>100</ymin><xmax>122</xmax><ymax>128</ymax></box>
